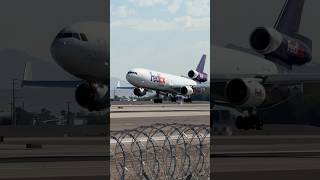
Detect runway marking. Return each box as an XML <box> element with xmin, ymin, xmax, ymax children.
<box><xmin>214</xmin><ymin>157</ymin><xmax>320</xmax><ymax>172</ymax></box>
<box><xmin>110</xmin><ymin>111</ymin><xmax>209</xmax><ymax>118</ymax></box>
<box><xmin>110</xmin><ymin>134</ymin><xmax>210</xmax><ymax>144</ymax></box>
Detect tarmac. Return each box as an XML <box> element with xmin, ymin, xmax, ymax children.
<box><xmin>110</xmin><ymin>103</ymin><xmax>210</xmax><ymax>131</ymax></box>
<box><xmin>0</xmin><ymin>102</ymin><xmax>209</xmax><ymax>179</ymax></box>
<box><xmin>2</xmin><ymin>102</ymin><xmax>320</xmax><ymax>179</ymax></box>
<box><xmin>213</xmin><ymin>134</ymin><xmax>320</xmax><ymax>180</ymax></box>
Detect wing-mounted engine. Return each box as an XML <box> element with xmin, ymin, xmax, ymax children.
<box><xmin>224</xmin><ymin>78</ymin><xmax>303</xmax><ymax>109</ymax></box>
<box><xmin>75</xmin><ymin>83</ymin><xmax>109</xmax><ymax>111</ymax></box>
<box><xmin>133</xmin><ymin>88</ymin><xmax>147</xmax><ymax>97</ymax></box>
<box><xmin>225</xmin><ymin>78</ymin><xmax>266</xmax><ymax>109</ymax></box>
<box><xmin>188</xmin><ymin>70</ymin><xmax>208</xmax><ymax>83</ymax></box>
<box><xmin>250</xmin><ymin>27</ymin><xmax>312</xmax><ymax>66</ymax></box>
<box><xmin>181</xmin><ymin>86</ymin><xmax>194</xmax><ymax>95</ymax></box>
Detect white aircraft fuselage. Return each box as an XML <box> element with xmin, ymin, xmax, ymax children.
<box><xmin>126</xmin><ymin>68</ymin><xmax>197</xmax><ymax>93</ymax></box>
<box><xmin>212</xmin><ymin>46</ymin><xmax>279</xmax><ymax>75</ymax></box>
<box><xmin>51</xmin><ymin>22</ymin><xmax>109</xmax><ymax>84</ymax></box>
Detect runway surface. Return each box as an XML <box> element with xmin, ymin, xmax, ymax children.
<box><xmin>110</xmin><ymin>103</ymin><xmax>210</xmax><ymax>131</ymax></box>
<box><xmin>3</xmin><ymin>103</ymin><xmax>320</xmax><ymax>179</ymax></box>
<box><xmin>0</xmin><ymin>137</ymin><xmax>107</xmax><ymax>179</ymax></box>
<box><xmin>213</xmin><ymin>135</ymin><xmax>320</xmax><ymax>180</ymax></box>
<box><xmin>0</xmin><ymin>103</ymin><xmax>209</xmax><ymax>179</ymax></box>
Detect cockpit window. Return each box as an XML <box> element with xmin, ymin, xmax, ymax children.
<box><xmin>56</xmin><ymin>32</ymin><xmax>87</xmax><ymax>41</ymax></box>
<box><xmin>62</xmin><ymin>33</ymin><xmax>73</xmax><ymax>38</ymax></box>
<box><xmin>72</xmin><ymin>33</ymin><xmax>80</xmax><ymax>40</ymax></box>
<box><xmin>80</xmin><ymin>33</ymin><xmax>88</xmax><ymax>41</ymax></box>
<box><xmin>127</xmin><ymin>71</ymin><xmax>137</xmax><ymax>75</ymax></box>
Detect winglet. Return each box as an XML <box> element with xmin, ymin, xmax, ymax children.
<box><xmin>22</xmin><ymin>62</ymin><xmax>32</xmax><ymax>87</ymax></box>
<box><xmin>196</xmin><ymin>54</ymin><xmax>206</xmax><ymax>73</ymax></box>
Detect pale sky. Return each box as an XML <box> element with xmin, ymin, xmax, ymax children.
<box><xmin>212</xmin><ymin>0</ymin><xmax>320</xmax><ymax>63</ymax></box>
<box><xmin>110</xmin><ymin>0</ymin><xmax>210</xmax><ymax>80</ymax></box>
<box><xmin>0</xmin><ymin>0</ymin><xmax>106</xmax><ymax>63</ymax></box>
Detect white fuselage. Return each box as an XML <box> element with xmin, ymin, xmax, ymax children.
<box><xmin>51</xmin><ymin>22</ymin><xmax>109</xmax><ymax>84</ymax></box>
<box><xmin>212</xmin><ymin>46</ymin><xmax>280</xmax><ymax>75</ymax></box>
<box><xmin>126</xmin><ymin>68</ymin><xmax>197</xmax><ymax>93</ymax></box>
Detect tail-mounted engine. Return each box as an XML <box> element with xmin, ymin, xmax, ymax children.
<box><xmin>188</xmin><ymin>70</ymin><xmax>208</xmax><ymax>83</ymax></box>
<box><xmin>250</xmin><ymin>27</ymin><xmax>312</xmax><ymax>66</ymax></box>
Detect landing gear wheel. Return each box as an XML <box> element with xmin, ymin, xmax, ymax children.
<box><xmin>153</xmin><ymin>99</ymin><xmax>163</xmax><ymax>103</ymax></box>
<box><xmin>254</xmin><ymin>115</ymin><xmax>263</xmax><ymax>130</ymax></box>
<box><xmin>170</xmin><ymin>96</ymin><xmax>177</xmax><ymax>102</ymax></box>
<box><xmin>236</xmin><ymin>116</ymin><xmax>244</xmax><ymax>130</ymax></box>
<box><xmin>184</xmin><ymin>98</ymin><xmax>192</xmax><ymax>103</ymax></box>
<box><xmin>236</xmin><ymin>115</ymin><xmax>263</xmax><ymax>130</ymax></box>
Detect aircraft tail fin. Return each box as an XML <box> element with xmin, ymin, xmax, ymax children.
<box><xmin>196</xmin><ymin>54</ymin><xmax>206</xmax><ymax>73</ymax></box>
<box><xmin>274</xmin><ymin>0</ymin><xmax>305</xmax><ymax>35</ymax></box>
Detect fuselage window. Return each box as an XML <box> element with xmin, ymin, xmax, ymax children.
<box><xmin>63</xmin><ymin>33</ymin><xmax>73</xmax><ymax>38</ymax></box>
<box><xmin>127</xmin><ymin>71</ymin><xmax>137</xmax><ymax>75</ymax></box>
<box><xmin>80</xmin><ymin>33</ymin><xmax>88</xmax><ymax>42</ymax></box>
<box><xmin>56</xmin><ymin>32</ymin><xmax>85</xmax><ymax>41</ymax></box>
<box><xmin>72</xmin><ymin>33</ymin><xmax>80</xmax><ymax>40</ymax></box>
<box><xmin>56</xmin><ymin>33</ymin><xmax>63</xmax><ymax>39</ymax></box>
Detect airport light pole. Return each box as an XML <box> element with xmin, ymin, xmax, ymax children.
<box><xmin>66</xmin><ymin>101</ymin><xmax>71</xmax><ymax>126</ymax></box>
<box><xmin>11</xmin><ymin>79</ymin><xmax>17</xmax><ymax>126</ymax></box>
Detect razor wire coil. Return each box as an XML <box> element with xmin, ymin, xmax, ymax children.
<box><xmin>110</xmin><ymin>123</ymin><xmax>210</xmax><ymax>180</ymax></box>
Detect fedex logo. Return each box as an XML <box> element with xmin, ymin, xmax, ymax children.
<box><xmin>150</xmin><ymin>72</ymin><xmax>166</xmax><ymax>84</ymax></box>
<box><xmin>287</xmin><ymin>40</ymin><xmax>305</xmax><ymax>58</ymax></box>
<box><xmin>255</xmin><ymin>88</ymin><xmax>264</xmax><ymax>97</ymax></box>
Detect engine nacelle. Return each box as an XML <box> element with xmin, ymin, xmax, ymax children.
<box><xmin>250</xmin><ymin>27</ymin><xmax>312</xmax><ymax>66</ymax></box>
<box><xmin>188</xmin><ymin>70</ymin><xmax>208</xmax><ymax>82</ymax></box>
<box><xmin>75</xmin><ymin>83</ymin><xmax>109</xmax><ymax>111</ymax></box>
<box><xmin>181</xmin><ymin>86</ymin><xmax>194</xmax><ymax>95</ymax></box>
<box><xmin>133</xmin><ymin>88</ymin><xmax>147</xmax><ymax>97</ymax></box>
<box><xmin>188</xmin><ymin>70</ymin><xmax>199</xmax><ymax>79</ymax></box>
<box><xmin>225</xmin><ymin>78</ymin><xmax>266</xmax><ymax>108</ymax></box>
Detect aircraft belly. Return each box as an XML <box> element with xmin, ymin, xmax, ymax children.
<box><xmin>62</xmin><ymin>56</ymin><xmax>108</xmax><ymax>83</ymax></box>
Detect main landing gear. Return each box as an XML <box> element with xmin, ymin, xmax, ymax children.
<box><xmin>153</xmin><ymin>91</ymin><xmax>163</xmax><ymax>103</ymax></box>
<box><xmin>170</xmin><ymin>96</ymin><xmax>178</xmax><ymax>102</ymax></box>
<box><xmin>183</xmin><ymin>97</ymin><xmax>192</xmax><ymax>103</ymax></box>
<box><xmin>235</xmin><ymin>110</ymin><xmax>263</xmax><ymax>130</ymax></box>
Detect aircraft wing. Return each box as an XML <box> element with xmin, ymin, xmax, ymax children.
<box><xmin>116</xmin><ymin>81</ymin><xmax>135</xmax><ymax>89</ymax></box>
<box><xmin>21</xmin><ymin>62</ymin><xmax>83</xmax><ymax>88</ymax></box>
<box><xmin>193</xmin><ymin>83</ymin><xmax>210</xmax><ymax>88</ymax></box>
<box><xmin>116</xmin><ymin>86</ymin><xmax>135</xmax><ymax>90</ymax></box>
<box><xmin>22</xmin><ymin>80</ymin><xmax>82</xmax><ymax>88</ymax></box>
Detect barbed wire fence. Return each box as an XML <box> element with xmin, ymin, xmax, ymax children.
<box><xmin>110</xmin><ymin>123</ymin><xmax>210</xmax><ymax>180</ymax></box>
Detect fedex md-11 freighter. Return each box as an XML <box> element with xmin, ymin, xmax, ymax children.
<box><xmin>118</xmin><ymin>55</ymin><xmax>208</xmax><ymax>103</ymax></box>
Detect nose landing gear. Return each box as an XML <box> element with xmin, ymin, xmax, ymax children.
<box><xmin>235</xmin><ymin>110</ymin><xmax>263</xmax><ymax>130</ymax></box>
<box><xmin>153</xmin><ymin>91</ymin><xmax>163</xmax><ymax>103</ymax></box>
<box><xmin>183</xmin><ymin>97</ymin><xmax>192</xmax><ymax>103</ymax></box>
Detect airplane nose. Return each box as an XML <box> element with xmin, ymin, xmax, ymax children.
<box><xmin>126</xmin><ymin>72</ymin><xmax>132</xmax><ymax>81</ymax></box>
<box><xmin>50</xmin><ymin>38</ymin><xmax>67</xmax><ymax>63</ymax></box>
